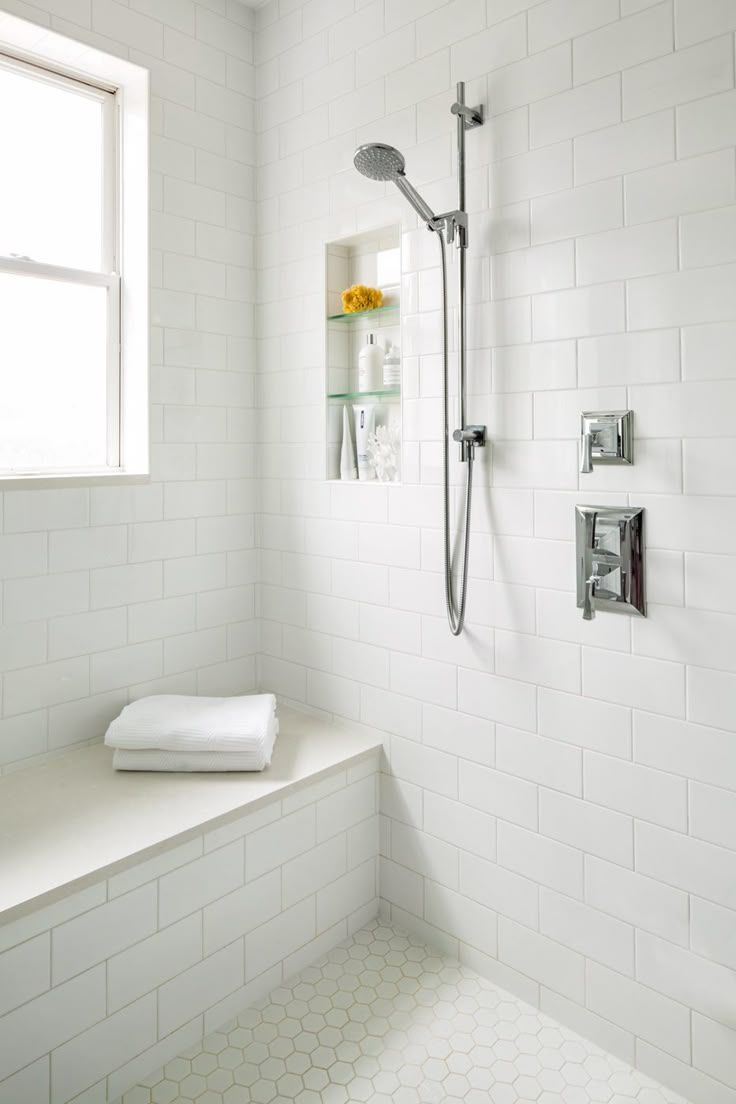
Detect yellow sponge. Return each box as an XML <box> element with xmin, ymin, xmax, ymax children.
<box><xmin>341</xmin><ymin>284</ymin><xmax>384</xmax><ymax>313</ymax></box>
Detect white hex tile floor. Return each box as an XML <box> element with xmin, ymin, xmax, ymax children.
<box><xmin>122</xmin><ymin>920</ymin><xmax>691</xmax><ymax>1104</ymax></box>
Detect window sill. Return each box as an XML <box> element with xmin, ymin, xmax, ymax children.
<box><xmin>0</xmin><ymin>470</ymin><xmax>150</xmax><ymax>490</ymax></box>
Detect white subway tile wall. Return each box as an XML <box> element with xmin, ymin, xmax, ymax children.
<box><xmin>0</xmin><ymin>0</ymin><xmax>733</xmax><ymax>1100</ymax></box>
<box><xmin>0</xmin><ymin>0</ymin><xmax>258</xmax><ymax>775</ymax></box>
<box><xmin>250</xmin><ymin>1</ymin><xmax>736</xmax><ymax>1101</ymax></box>
<box><xmin>0</xmin><ymin>760</ymin><xmax>379</xmax><ymax>1103</ymax></box>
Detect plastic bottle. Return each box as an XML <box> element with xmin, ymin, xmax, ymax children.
<box><xmin>383</xmin><ymin>343</ymin><xmax>400</xmax><ymax>388</ymax></box>
<box><xmin>358</xmin><ymin>334</ymin><xmax>384</xmax><ymax>392</ymax></box>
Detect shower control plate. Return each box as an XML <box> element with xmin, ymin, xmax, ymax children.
<box><xmin>576</xmin><ymin>505</ymin><xmax>646</xmax><ymax>618</ymax></box>
<box><xmin>580</xmin><ymin>410</ymin><xmax>633</xmax><ymax>465</ymax></box>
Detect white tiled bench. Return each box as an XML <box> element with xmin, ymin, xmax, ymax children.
<box><xmin>0</xmin><ymin>706</ymin><xmax>383</xmax><ymax>1104</ymax></box>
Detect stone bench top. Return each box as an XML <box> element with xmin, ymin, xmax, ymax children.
<box><xmin>0</xmin><ymin>705</ymin><xmax>383</xmax><ymax>925</ymax></box>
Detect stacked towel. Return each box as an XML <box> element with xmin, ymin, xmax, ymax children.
<box><xmin>105</xmin><ymin>693</ymin><xmax>278</xmax><ymax>772</ymax></box>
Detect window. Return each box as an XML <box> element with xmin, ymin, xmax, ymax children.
<box><xmin>0</xmin><ymin>18</ymin><xmax>148</xmax><ymax>483</ymax></box>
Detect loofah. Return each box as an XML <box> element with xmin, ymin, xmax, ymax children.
<box><xmin>341</xmin><ymin>284</ymin><xmax>384</xmax><ymax>313</ymax></box>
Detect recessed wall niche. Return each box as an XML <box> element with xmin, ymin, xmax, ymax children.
<box><xmin>325</xmin><ymin>225</ymin><xmax>402</xmax><ymax>483</ymax></box>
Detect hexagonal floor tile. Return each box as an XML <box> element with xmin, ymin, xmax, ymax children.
<box><xmin>120</xmin><ymin>920</ymin><xmax>693</xmax><ymax>1104</ymax></box>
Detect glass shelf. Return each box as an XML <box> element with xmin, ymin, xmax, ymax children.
<box><xmin>328</xmin><ymin>389</ymin><xmax>400</xmax><ymax>399</ymax></box>
<box><xmin>327</xmin><ymin>303</ymin><xmax>400</xmax><ymax>323</ymax></box>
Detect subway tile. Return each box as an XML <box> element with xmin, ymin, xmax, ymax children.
<box><xmin>499</xmin><ymin>915</ymin><xmax>585</xmax><ymax>1002</ymax></box>
<box><xmin>424</xmin><ymin>792</ymin><xmax>497</xmax><ymax>861</ymax></box>
<box><xmin>51</xmin><ymin>994</ymin><xmax>156</xmax><ymax>1104</ymax></box>
<box><xmin>52</xmin><ymin>886</ymin><xmax>157</xmax><ymax>985</ymax></box>
<box><xmin>540</xmin><ymin>989</ymin><xmax>636</xmax><ymax>1066</ymax></box>
<box><xmin>528</xmin><ymin>0</ymin><xmax>619</xmax><ymax>54</ymax></box>
<box><xmin>204</xmin><ymin>870</ymin><xmax>282</xmax><ymax>953</ymax></box>
<box><xmin>585</xmin><ymin>855</ymin><xmax>690</xmax><ymax>946</ymax></box>
<box><xmin>587</xmin><ymin>960</ymin><xmax>691</xmax><ymax>1059</ymax></box>
<box><xmin>246</xmin><ymin>806</ymin><xmax>316</xmax><ymax>880</ymax></box>
<box><xmin>316</xmin><ymin>859</ymin><xmax>375</xmax><ymax>932</ymax></box>
<box><xmin>637</xmin><ymin>821</ymin><xmax>736</xmax><ymax>910</ymax></box>
<box><xmin>632</xmin><ymin>602</ymin><xmax>736</xmax><ymax>673</ymax></box>
<box><xmin>491</xmin><ymin>240</ymin><xmax>575</xmax><ymax>298</ymax></box>
<box><xmin>4</xmin><ymin>571</ymin><xmax>89</xmax><ymax>625</ymax></box>
<box><xmin>574</xmin><ymin>109</ymin><xmax>675</xmax><ymax>185</ymax></box>
<box><xmin>4</xmin><ymin>657</ymin><xmax>89</xmax><ymax>717</ymax></box>
<box><xmin>390</xmin><ymin>652</ymin><xmax>457</xmax><ymax>709</ymax></box>
<box><xmin>422</xmin><ymin>703</ymin><xmax>495</xmax><ymax>767</ymax></box>
<box><xmin>497</xmin><ymin>726</ymin><xmax>582</xmax><ymax>794</ymax></box>
<box><xmin>540</xmin><ymin>887</ymin><xmax>634</xmax><ymax>974</ymax></box>
<box><xmin>541</xmin><ymin>787</ymin><xmax>634</xmax><ymax>867</ymax></box>
<box><xmin>688</xmin><ymin>666</ymin><xmax>736</xmax><ymax>732</ymax></box>
<box><xmin>489</xmin><ymin>43</ymin><xmax>572</xmax><ymax>117</ymax></box>
<box><xmin>532</xmin><ymin>282</ymin><xmax>625</xmax><ymax>340</ymax></box>
<box><xmin>578</xmin><ymin>329</ymin><xmax>680</xmax><ymax>387</ymax></box>
<box><xmin>425</xmin><ymin>882</ymin><xmax>498</xmax><ymax>959</ymax></box>
<box><xmin>584</xmin><ymin>751</ymin><xmax>687</xmax><ymax>830</ymax></box>
<box><xmin>283</xmin><ymin>836</ymin><xmax>346</xmax><ymax>908</ymax></box>
<box><xmin>538</xmin><ymin>688</ymin><xmax>632</xmax><ymax>757</ymax></box>
<box><xmin>623</xmin><ymin>35</ymin><xmax>734</xmax><ymax>118</ymax></box>
<box><xmin>391</xmin><ymin>820</ymin><xmax>458</xmax><ymax>890</ymax></box>
<box><xmin>637</xmin><ymin>930</ymin><xmax>736</xmax><ymax>1035</ymax></box>
<box><xmin>675</xmin><ymin>0</ymin><xmax>736</xmax><ymax>47</ymax></box>
<box><xmin>638</xmin><ymin>1041</ymin><xmax>736</xmax><ymax>1104</ymax></box>
<box><xmin>460</xmin><ymin>850</ymin><xmax>539</xmax><ymax>927</ymax></box>
<box><xmin>0</xmin><ymin>934</ymin><xmax>49</xmax><ymax>1018</ymax></box>
<box><xmin>159</xmin><ymin>841</ymin><xmax>243</xmax><ymax>926</ymax></box>
<box><xmin>583</xmin><ymin>647</ymin><xmax>685</xmax><ymax>718</ymax></box>
<box><xmin>693</xmin><ymin>1014</ymin><xmax>736</xmax><ymax>1090</ymax></box>
<box><xmin>576</xmin><ymin>219</ymin><xmax>677</xmax><ymax>284</ymax></box>
<box><xmin>158</xmin><ymin>941</ymin><xmax>244</xmax><ymax>1036</ymax></box>
<box><xmin>530</xmin><ymin>75</ymin><xmax>621</xmax><ymax>148</ymax></box>
<box><xmin>108</xmin><ymin>914</ymin><xmax>202</xmax><ymax>1012</ymax></box>
<box><xmin>691</xmin><ymin>897</ymin><xmax>736</xmax><ymax>971</ymax></box>
<box><xmin>317</xmin><ymin>776</ymin><xmax>377</xmax><ymax>840</ymax></box>
<box><xmin>461</xmin><ymin>759</ymin><xmax>539</xmax><ymax>830</ymax></box>
<box><xmin>682</xmin><ymin>205</ymin><xmax>736</xmax><ymax>269</ymax></box>
<box><xmin>573</xmin><ymin>2</ymin><xmax>674</xmax><ymax>84</ymax></box>
<box><xmin>690</xmin><ymin>782</ymin><xmax>736</xmax><ymax>851</ymax></box>
<box><xmin>245</xmin><ymin>897</ymin><xmax>315</xmax><ymax>981</ymax></box>
<box><xmin>0</xmin><ymin>1060</ymin><xmax>49</xmax><ymax>1104</ymax></box>
<box><xmin>685</xmin><ymin>553</ymin><xmax>736</xmax><ymax>616</ymax></box>
<box><xmin>458</xmin><ymin>667</ymin><xmax>537</xmax><ymax>732</ymax></box>
<box><xmin>532</xmin><ymin>178</ymin><xmax>623</xmax><ymax>244</ymax></box>
<box><xmin>626</xmin><ymin>150</ymin><xmax>735</xmax><ymax>225</ymax></box>
<box><xmin>678</xmin><ymin>88</ymin><xmax>736</xmax><ymax>158</ymax></box>
<box><xmin>498</xmin><ymin>820</ymin><xmax>583</xmax><ymax>897</ymax></box>
<box><xmin>450</xmin><ymin>13</ymin><xmax>527</xmax><ymax>83</ymax></box>
<box><xmin>380</xmin><ymin>855</ymin><xmax>424</xmax><ymax>917</ymax></box>
<box><xmin>492</xmin><ymin>340</ymin><xmax>577</xmax><ymax>392</ymax></box>
<box><xmin>0</xmin><ymin>966</ymin><xmax>105</xmax><ymax>1082</ymax></box>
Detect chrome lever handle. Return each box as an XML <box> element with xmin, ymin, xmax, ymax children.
<box><xmin>583</xmin><ymin>574</ymin><xmax>601</xmax><ymax>621</ymax></box>
<box><xmin>580</xmin><ymin>431</ymin><xmax>593</xmax><ymax>474</ymax></box>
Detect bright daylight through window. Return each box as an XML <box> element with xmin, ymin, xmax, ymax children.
<box><xmin>0</xmin><ymin>54</ymin><xmax>120</xmax><ymax>475</ymax></box>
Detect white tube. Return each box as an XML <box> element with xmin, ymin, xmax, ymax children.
<box><xmin>340</xmin><ymin>404</ymin><xmax>357</xmax><ymax>480</ymax></box>
<box><xmin>353</xmin><ymin>403</ymin><xmax>377</xmax><ymax>481</ymax></box>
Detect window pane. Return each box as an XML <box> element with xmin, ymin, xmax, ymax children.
<box><xmin>0</xmin><ymin>63</ymin><xmax>105</xmax><ymax>271</ymax></box>
<box><xmin>0</xmin><ymin>273</ymin><xmax>111</xmax><ymax>471</ymax></box>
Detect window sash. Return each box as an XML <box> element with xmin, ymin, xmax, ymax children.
<box><xmin>0</xmin><ymin>52</ymin><xmax>122</xmax><ymax>474</ymax></box>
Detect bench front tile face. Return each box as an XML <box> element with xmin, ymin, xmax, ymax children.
<box><xmin>0</xmin><ymin>757</ymin><xmax>380</xmax><ymax>1104</ymax></box>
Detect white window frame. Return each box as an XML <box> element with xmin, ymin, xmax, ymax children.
<box><xmin>0</xmin><ymin>12</ymin><xmax>149</xmax><ymax>487</ymax></box>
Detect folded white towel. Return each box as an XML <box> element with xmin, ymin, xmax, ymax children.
<box><xmin>112</xmin><ymin>737</ymin><xmax>275</xmax><ymax>773</ymax></box>
<box><xmin>105</xmin><ymin>693</ymin><xmax>277</xmax><ymax>753</ymax></box>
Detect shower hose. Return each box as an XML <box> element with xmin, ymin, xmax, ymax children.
<box><xmin>435</xmin><ymin>228</ymin><xmax>474</xmax><ymax>637</ymax></box>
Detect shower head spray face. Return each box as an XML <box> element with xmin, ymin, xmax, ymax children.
<box><xmin>354</xmin><ymin>142</ymin><xmax>438</xmax><ymax>225</ymax></box>
<box><xmin>353</xmin><ymin>143</ymin><xmax>406</xmax><ymax>181</ymax></box>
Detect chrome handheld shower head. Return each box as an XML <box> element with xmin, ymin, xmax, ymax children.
<box><xmin>353</xmin><ymin>142</ymin><xmax>406</xmax><ymax>181</ymax></box>
<box><xmin>354</xmin><ymin>142</ymin><xmax>437</xmax><ymax>225</ymax></box>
